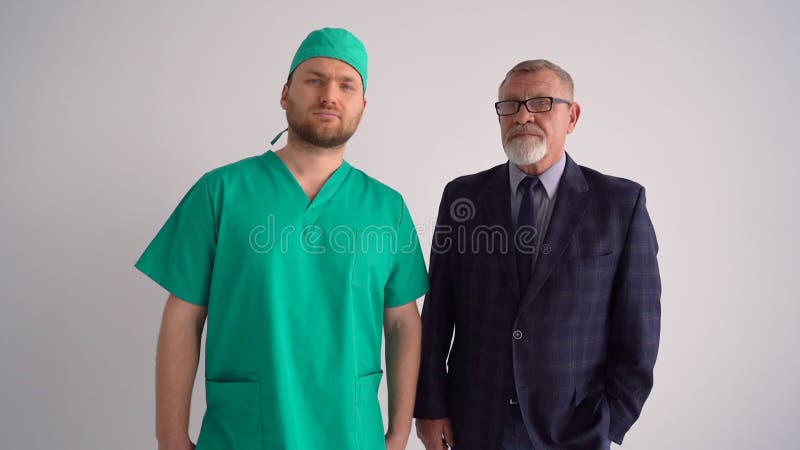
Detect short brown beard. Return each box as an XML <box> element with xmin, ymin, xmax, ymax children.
<box><xmin>285</xmin><ymin>98</ymin><xmax>362</xmax><ymax>149</ymax></box>
<box><xmin>288</xmin><ymin>116</ymin><xmax>357</xmax><ymax>148</ymax></box>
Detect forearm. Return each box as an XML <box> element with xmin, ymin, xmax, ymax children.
<box><xmin>155</xmin><ymin>295</ymin><xmax>206</xmax><ymax>444</ymax></box>
<box><xmin>385</xmin><ymin>304</ymin><xmax>422</xmax><ymax>439</ymax></box>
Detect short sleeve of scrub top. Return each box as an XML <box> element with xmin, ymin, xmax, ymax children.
<box><xmin>135</xmin><ymin>175</ymin><xmax>216</xmax><ymax>306</ymax></box>
<box><xmin>384</xmin><ymin>200</ymin><xmax>429</xmax><ymax>307</ymax></box>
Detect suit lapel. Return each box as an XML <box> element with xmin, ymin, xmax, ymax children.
<box><xmin>479</xmin><ymin>163</ymin><xmax>521</xmax><ymax>300</ymax></box>
<box><xmin>519</xmin><ymin>155</ymin><xmax>591</xmax><ymax>313</ymax></box>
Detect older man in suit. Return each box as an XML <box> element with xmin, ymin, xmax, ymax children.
<box><xmin>414</xmin><ymin>60</ymin><xmax>661</xmax><ymax>450</ymax></box>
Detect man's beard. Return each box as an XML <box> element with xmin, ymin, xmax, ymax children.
<box><xmin>286</xmin><ymin>103</ymin><xmax>362</xmax><ymax>149</ymax></box>
<box><xmin>502</xmin><ymin>125</ymin><xmax>547</xmax><ymax>166</ymax></box>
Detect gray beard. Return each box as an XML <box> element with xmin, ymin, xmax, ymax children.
<box><xmin>503</xmin><ymin>138</ymin><xmax>547</xmax><ymax>166</ymax></box>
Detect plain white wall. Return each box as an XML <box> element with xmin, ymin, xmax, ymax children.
<box><xmin>1</xmin><ymin>0</ymin><xmax>798</xmax><ymax>449</ymax></box>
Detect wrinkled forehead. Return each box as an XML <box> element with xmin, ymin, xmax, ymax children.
<box><xmin>499</xmin><ymin>69</ymin><xmax>570</xmax><ymax>100</ymax></box>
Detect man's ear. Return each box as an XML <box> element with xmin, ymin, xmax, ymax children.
<box><xmin>567</xmin><ymin>102</ymin><xmax>581</xmax><ymax>134</ymax></box>
<box><xmin>280</xmin><ymin>84</ymin><xmax>289</xmax><ymax>110</ymax></box>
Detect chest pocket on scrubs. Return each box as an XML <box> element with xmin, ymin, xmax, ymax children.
<box><xmin>351</xmin><ymin>227</ymin><xmax>392</xmax><ymax>291</ymax></box>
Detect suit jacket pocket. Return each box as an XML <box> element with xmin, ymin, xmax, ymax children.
<box><xmin>573</xmin><ymin>378</ymin><xmax>606</xmax><ymax>406</ymax></box>
<box><xmin>567</xmin><ymin>249</ymin><xmax>614</xmax><ymax>261</ymax></box>
<box><xmin>197</xmin><ymin>380</ymin><xmax>263</xmax><ymax>450</ymax></box>
<box><xmin>355</xmin><ymin>371</ymin><xmax>385</xmax><ymax>450</ymax></box>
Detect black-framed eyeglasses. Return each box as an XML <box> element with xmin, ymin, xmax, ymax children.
<box><xmin>494</xmin><ymin>96</ymin><xmax>571</xmax><ymax>116</ymax></box>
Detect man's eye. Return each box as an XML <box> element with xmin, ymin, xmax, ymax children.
<box><xmin>341</xmin><ymin>83</ymin><xmax>354</xmax><ymax>91</ymax></box>
<box><xmin>307</xmin><ymin>79</ymin><xmax>321</xmax><ymax>85</ymax></box>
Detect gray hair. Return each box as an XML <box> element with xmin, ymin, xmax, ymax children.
<box><xmin>499</xmin><ymin>59</ymin><xmax>575</xmax><ymax>100</ymax></box>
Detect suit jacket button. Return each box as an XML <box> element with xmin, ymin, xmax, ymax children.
<box><xmin>512</xmin><ymin>330</ymin><xmax>523</xmax><ymax>340</ymax></box>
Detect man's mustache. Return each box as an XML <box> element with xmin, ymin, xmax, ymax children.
<box><xmin>506</xmin><ymin>125</ymin><xmax>544</xmax><ymax>139</ymax></box>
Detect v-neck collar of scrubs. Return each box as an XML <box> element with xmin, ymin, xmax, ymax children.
<box><xmin>263</xmin><ymin>150</ymin><xmax>353</xmax><ymax>225</ymax></box>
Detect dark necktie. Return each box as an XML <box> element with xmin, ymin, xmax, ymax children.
<box><xmin>516</xmin><ymin>176</ymin><xmax>539</xmax><ymax>290</ymax></box>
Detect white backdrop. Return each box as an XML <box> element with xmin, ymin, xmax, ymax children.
<box><xmin>1</xmin><ymin>1</ymin><xmax>798</xmax><ymax>449</ymax></box>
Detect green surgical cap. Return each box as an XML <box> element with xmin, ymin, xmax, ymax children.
<box><xmin>289</xmin><ymin>27</ymin><xmax>368</xmax><ymax>92</ymax></box>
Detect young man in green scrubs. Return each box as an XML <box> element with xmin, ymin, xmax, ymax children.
<box><xmin>136</xmin><ymin>28</ymin><xmax>429</xmax><ymax>450</ymax></box>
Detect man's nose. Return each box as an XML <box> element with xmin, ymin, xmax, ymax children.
<box><xmin>513</xmin><ymin>105</ymin><xmax>536</xmax><ymax>124</ymax></box>
<box><xmin>319</xmin><ymin>83</ymin><xmax>338</xmax><ymax>106</ymax></box>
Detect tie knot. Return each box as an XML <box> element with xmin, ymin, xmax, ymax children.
<box><xmin>520</xmin><ymin>176</ymin><xmax>539</xmax><ymax>192</ymax></box>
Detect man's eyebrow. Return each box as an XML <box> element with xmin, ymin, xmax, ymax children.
<box><xmin>305</xmin><ymin>70</ymin><xmax>327</xmax><ymax>78</ymax></box>
<box><xmin>337</xmin><ymin>74</ymin><xmax>357</xmax><ymax>83</ymax></box>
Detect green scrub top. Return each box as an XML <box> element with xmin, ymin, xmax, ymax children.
<box><xmin>136</xmin><ymin>151</ymin><xmax>429</xmax><ymax>450</ymax></box>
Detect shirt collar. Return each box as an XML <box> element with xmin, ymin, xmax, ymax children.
<box><xmin>508</xmin><ymin>152</ymin><xmax>567</xmax><ymax>199</ymax></box>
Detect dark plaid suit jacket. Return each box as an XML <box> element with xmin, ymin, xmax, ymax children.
<box><xmin>415</xmin><ymin>155</ymin><xmax>661</xmax><ymax>449</ymax></box>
